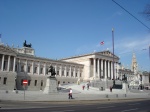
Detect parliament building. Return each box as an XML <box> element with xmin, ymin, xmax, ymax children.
<box><xmin>0</xmin><ymin>42</ymin><xmax>149</xmax><ymax>91</ymax></box>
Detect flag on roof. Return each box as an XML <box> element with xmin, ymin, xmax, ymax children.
<box><xmin>100</xmin><ymin>41</ymin><xmax>104</xmax><ymax>45</ymax></box>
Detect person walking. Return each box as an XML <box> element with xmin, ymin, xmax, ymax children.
<box><xmin>87</xmin><ymin>83</ymin><xmax>89</xmax><ymax>90</ymax></box>
<box><xmin>68</xmin><ymin>88</ymin><xmax>73</xmax><ymax>99</ymax></box>
<box><xmin>82</xmin><ymin>85</ymin><xmax>85</xmax><ymax>90</ymax></box>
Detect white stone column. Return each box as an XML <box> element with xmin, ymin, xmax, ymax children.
<box><xmin>25</xmin><ymin>60</ymin><xmax>28</xmax><ymax>73</ymax></box>
<box><xmin>78</xmin><ymin>68</ymin><xmax>80</xmax><ymax>78</ymax></box>
<box><xmin>32</xmin><ymin>61</ymin><xmax>34</xmax><ymax>74</ymax></box>
<box><xmin>88</xmin><ymin>58</ymin><xmax>91</xmax><ymax>78</ymax></box>
<box><xmin>115</xmin><ymin>62</ymin><xmax>118</xmax><ymax>79</ymax></box>
<box><xmin>13</xmin><ymin>57</ymin><xmax>16</xmax><ymax>72</ymax></box>
<box><xmin>55</xmin><ymin>64</ymin><xmax>57</xmax><ymax>75</ymax></box>
<box><xmin>18</xmin><ymin>59</ymin><xmax>20</xmax><ymax>72</ymax></box>
<box><xmin>111</xmin><ymin>61</ymin><xmax>113</xmax><ymax>80</ymax></box>
<box><xmin>74</xmin><ymin>66</ymin><xmax>76</xmax><ymax>78</ymax></box>
<box><xmin>97</xmin><ymin>59</ymin><xmax>100</xmax><ymax>78</ymax></box>
<box><xmin>101</xmin><ymin>59</ymin><xmax>103</xmax><ymax>78</ymax></box>
<box><xmin>59</xmin><ymin>65</ymin><xmax>62</xmax><ymax>77</ymax></box>
<box><xmin>7</xmin><ymin>55</ymin><xmax>10</xmax><ymax>71</ymax></box>
<box><xmin>38</xmin><ymin>62</ymin><xmax>40</xmax><ymax>75</ymax></box>
<box><xmin>1</xmin><ymin>54</ymin><xmax>5</xmax><ymax>71</ymax></box>
<box><xmin>108</xmin><ymin>61</ymin><xmax>110</xmax><ymax>78</ymax></box>
<box><xmin>44</xmin><ymin>63</ymin><xmax>46</xmax><ymax>75</ymax></box>
<box><xmin>64</xmin><ymin>65</ymin><xmax>67</xmax><ymax>77</ymax></box>
<box><xmin>70</xmin><ymin>66</ymin><xmax>72</xmax><ymax>77</ymax></box>
<box><xmin>93</xmin><ymin>58</ymin><xmax>96</xmax><ymax>78</ymax></box>
<box><xmin>104</xmin><ymin>60</ymin><xmax>107</xmax><ymax>79</ymax></box>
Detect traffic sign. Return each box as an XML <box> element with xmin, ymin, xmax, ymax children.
<box><xmin>23</xmin><ymin>80</ymin><xmax>28</xmax><ymax>86</ymax></box>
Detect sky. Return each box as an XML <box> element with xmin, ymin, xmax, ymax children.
<box><xmin>0</xmin><ymin>0</ymin><xmax>150</xmax><ymax>71</ymax></box>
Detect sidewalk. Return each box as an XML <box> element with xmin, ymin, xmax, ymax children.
<box><xmin>0</xmin><ymin>83</ymin><xmax>150</xmax><ymax>101</ymax></box>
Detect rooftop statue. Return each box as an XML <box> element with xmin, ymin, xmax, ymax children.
<box><xmin>23</xmin><ymin>40</ymin><xmax>32</xmax><ymax>48</ymax></box>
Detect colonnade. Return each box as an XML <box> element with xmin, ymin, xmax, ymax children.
<box><xmin>92</xmin><ymin>58</ymin><xmax>119</xmax><ymax>80</ymax></box>
<box><xmin>0</xmin><ymin>54</ymin><xmax>83</xmax><ymax>78</ymax></box>
<box><xmin>0</xmin><ymin>54</ymin><xmax>16</xmax><ymax>72</ymax></box>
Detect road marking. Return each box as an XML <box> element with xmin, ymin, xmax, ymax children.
<box><xmin>64</xmin><ymin>110</ymin><xmax>75</xmax><ymax>112</ymax></box>
<box><xmin>51</xmin><ymin>110</ymin><xmax>74</xmax><ymax>112</ymax></box>
<box><xmin>97</xmin><ymin>106</ymin><xmax>115</xmax><ymax>109</ymax></box>
<box><xmin>128</xmin><ymin>103</ymin><xmax>140</xmax><ymax>105</ymax></box>
<box><xmin>121</xmin><ymin>108</ymin><xmax>138</xmax><ymax>112</ymax></box>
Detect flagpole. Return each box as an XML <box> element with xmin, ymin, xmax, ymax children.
<box><xmin>112</xmin><ymin>28</ymin><xmax>115</xmax><ymax>80</ymax></box>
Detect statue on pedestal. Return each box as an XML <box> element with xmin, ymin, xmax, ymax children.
<box><xmin>48</xmin><ymin>65</ymin><xmax>56</xmax><ymax>77</ymax></box>
<box><xmin>122</xmin><ymin>74</ymin><xmax>127</xmax><ymax>83</ymax></box>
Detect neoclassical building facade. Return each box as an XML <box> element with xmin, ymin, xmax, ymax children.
<box><xmin>0</xmin><ymin>42</ymin><xmax>149</xmax><ymax>91</ymax></box>
<box><xmin>0</xmin><ymin>44</ymin><xmax>84</xmax><ymax>90</ymax></box>
<box><xmin>61</xmin><ymin>51</ymin><xmax>120</xmax><ymax>81</ymax></box>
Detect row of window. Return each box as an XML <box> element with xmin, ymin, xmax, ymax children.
<box><xmin>20</xmin><ymin>65</ymin><xmax>82</xmax><ymax>77</ymax></box>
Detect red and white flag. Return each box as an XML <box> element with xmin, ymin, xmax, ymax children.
<box><xmin>100</xmin><ymin>41</ymin><xmax>104</xmax><ymax>45</ymax></box>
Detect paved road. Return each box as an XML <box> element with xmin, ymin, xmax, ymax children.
<box><xmin>0</xmin><ymin>99</ymin><xmax>150</xmax><ymax>112</ymax></box>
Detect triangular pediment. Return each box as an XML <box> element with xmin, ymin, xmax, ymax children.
<box><xmin>96</xmin><ymin>50</ymin><xmax>119</xmax><ymax>59</ymax></box>
<box><xmin>0</xmin><ymin>44</ymin><xmax>17</xmax><ymax>56</ymax></box>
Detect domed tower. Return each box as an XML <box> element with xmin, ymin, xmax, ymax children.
<box><xmin>131</xmin><ymin>52</ymin><xmax>138</xmax><ymax>74</ymax></box>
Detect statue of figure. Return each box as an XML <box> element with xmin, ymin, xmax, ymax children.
<box><xmin>23</xmin><ymin>40</ymin><xmax>32</xmax><ymax>48</ymax></box>
<box><xmin>23</xmin><ymin>40</ymin><xmax>27</xmax><ymax>47</ymax></box>
<box><xmin>48</xmin><ymin>65</ymin><xmax>56</xmax><ymax>77</ymax></box>
<box><xmin>122</xmin><ymin>74</ymin><xmax>127</xmax><ymax>83</ymax></box>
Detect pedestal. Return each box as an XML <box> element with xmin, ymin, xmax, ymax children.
<box><xmin>43</xmin><ymin>77</ymin><xmax>57</xmax><ymax>94</ymax></box>
<box><xmin>122</xmin><ymin>83</ymin><xmax>129</xmax><ymax>93</ymax></box>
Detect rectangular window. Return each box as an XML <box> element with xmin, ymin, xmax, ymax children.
<box><xmin>3</xmin><ymin>77</ymin><xmax>7</xmax><ymax>85</ymax></box>
<box><xmin>40</xmin><ymin>68</ymin><xmax>43</xmax><ymax>74</ymax></box>
<box><xmin>67</xmin><ymin>72</ymin><xmax>69</xmax><ymax>76</ymax></box>
<box><xmin>21</xmin><ymin>65</ymin><xmax>24</xmax><ymax>72</ymax></box>
<box><xmin>34</xmin><ymin>67</ymin><xmax>37</xmax><ymax>73</ymax></box>
<box><xmin>57</xmin><ymin>71</ymin><xmax>59</xmax><ymax>75</ymax></box>
<box><xmin>21</xmin><ymin>79</ymin><xmax>23</xmax><ymax>85</ymax></box>
<box><xmin>76</xmin><ymin>73</ymin><xmax>77</xmax><ymax>77</ymax></box>
<box><xmin>62</xmin><ymin>71</ymin><xmax>64</xmax><ymax>76</ymax></box>
<box><xmin>34</xmin><ymin>80</ymin><xmax>37</xmax><ymax>86</ymax></box>
<box><xmin>80</xmin><ymin>73</ymin><xmax>82</xmax><ymax>77</ymax></box>
<box><xmin>71</xmin><ymin>72</ymin><xmax>73</xmax><ymax>77</ymax></box>
<box><xmin>28</xmin><ymin>80</ymin><xmax>31</xmax><ymax>86</ymax></box>
<box><xmin>28</xmin><ymin>66</ymin><xmax>31</xmax><ymax>73</ymax></box>
<box><xmin>41</xmin><ymin>80</ymin><xmax>43</xmax><ymax>86</ymax></box>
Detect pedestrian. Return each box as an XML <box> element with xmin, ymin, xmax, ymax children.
<box><xmin>87</xmin><ymin>83</ymin><xmax>89</xmax><ymax>90</ymax></box>
<box><xmin>82</xmin><ymin>85</ymin><xmax>85</xmax><ymax>90</ymax></box>
<box><xmin>110</xmin><ymin>86</ymin><xmax>112</xmax><ymax>92</ymax></box>
<box><xmin>68</xmin><ymin>88</ymin><xmax>73</xmax><ymax>99</ymax></box>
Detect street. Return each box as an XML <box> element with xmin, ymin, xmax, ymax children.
<box><xmin>0</xmin><ymin>99</ymin><xmax>150</xmax><ymax>112</ymax></box>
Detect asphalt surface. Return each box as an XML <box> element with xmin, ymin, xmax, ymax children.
<box><xmin>0</xmin><ymin>99</ymin><xmax>150</xmax><ymax>112</ymax></box>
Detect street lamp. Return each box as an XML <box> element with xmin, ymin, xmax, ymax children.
<box><xmin>112</xmin><ymin>28</ymin><xmax>115</xmax><ymax>87</ymax></box>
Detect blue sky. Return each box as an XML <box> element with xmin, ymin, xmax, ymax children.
<box><xmin>0</xmin><ymin>0</ymin><xmax>150</xmax><ymax>71</ymax></box>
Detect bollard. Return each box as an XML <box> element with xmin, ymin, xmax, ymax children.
<box><xmin>106</xmin><ymin>94</ymin><xmax>108</xmax><ymax>98</ymax></box>
<box><xmin>116</xmin><ymin>94</ymin><xmax>118</xmax><ymax>98</ymax></box>
<box><xmin>16</xmin><ymin>90</ymin><xmax>18</xmax><ymax>94</ymax></box>
<box><xmin>124</xmin><ymin>94</ymin><xmax>127</xmax><ymax>97</ymax></box>
<box><xmin>6</xmin><ymin>90</ymin><xmax>8</xmax><ymax>93</ymax></box>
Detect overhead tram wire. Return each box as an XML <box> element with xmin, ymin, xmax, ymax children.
<box><xmin>112</xmin><ymin>0</ymin><xmax>150</xmax><ymax>31</ymax></box>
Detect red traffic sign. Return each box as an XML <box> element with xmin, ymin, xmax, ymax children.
<box><xmin>23</xmin><ymin>80</ymin><xmax>28</xmax><ymax>85</ymax></box>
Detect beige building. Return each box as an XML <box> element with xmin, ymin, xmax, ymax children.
<box><xmin>61</xmin><ymin>50</ymin><xmax>120</xmax><ymax>81</ymax></box>
<box><xmin>0</xmin><ymin>44</ymin><xmax>84</xmax><ymax>91</ymax></box>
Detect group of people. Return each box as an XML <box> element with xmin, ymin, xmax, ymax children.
<box><xmin>68</xmin><ymin>82</ymin><xmax>91</xmax><ymax>99</ymax></box>
<box><xmin>82</xmin><ymin>83</ymin><xmax>90</xmax><ymax>90</ymax></box>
